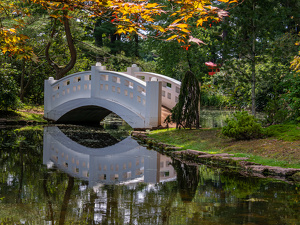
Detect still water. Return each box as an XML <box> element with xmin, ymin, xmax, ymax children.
<box><xmin>0</xmin><ymin>121</ymin><xmax>299</xmax><ymax>224</ymax></box>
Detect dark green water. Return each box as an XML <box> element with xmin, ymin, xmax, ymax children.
<box><xmin>0</xmin><ymin>124</ymin><xmax>299</xmax><ymax>225</ymax></box>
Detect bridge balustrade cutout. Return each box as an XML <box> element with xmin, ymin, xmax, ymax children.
<box><xmin>44</xmin><ymin>64</ymin><xmax>181</xmax><ymax>128</ymax></box>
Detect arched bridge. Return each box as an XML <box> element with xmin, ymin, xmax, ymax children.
<box><xmin>44</xmin><ymin>64</ymin><xmax>181</xmax><ymax>128</ymax></box>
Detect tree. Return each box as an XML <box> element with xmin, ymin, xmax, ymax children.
<box><xmin>169</xmin><ymin>71</ymin><xmax>200</xmax><ymax>129</ymax></box>
<box><xmin>28</xmin><ymin>0</ymin><xmax>237</xmax><ymax>78</ymax></box>
<box><xmin>220</xmin><ymin>0</ymin><xmax>299</xmax><ymax>116</ymax></box>
<box><xmin>0</xmin><ymin>0</ymin><xmax>35</xmax><ymax>60</ymax></box>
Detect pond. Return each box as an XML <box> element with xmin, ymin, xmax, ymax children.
<box><xmin>0</xmin><ymin>123</ymin><xmax>299</xmax><ymax>225</ymax></box>
<box><xmin>199</xmin><ymin>109</ymin><xmax>265</xmax><ymax>128</ymax></box>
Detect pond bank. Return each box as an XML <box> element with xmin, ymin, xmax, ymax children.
<box><xmin>0</xmin><ymin>109</ymin><xmax>48</xmax><ymax>126</ymax></box>
<box><xmin>131</xmin><ymin>130</ymin><xmax>300</xmax><ymax>184</ymax></box>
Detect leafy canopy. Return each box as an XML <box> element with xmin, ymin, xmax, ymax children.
<box><xmin>0</xmin><ymin>0</ymin><xmax>34</xmax><ymax>60</ymax></box>
<box><xmin>0</xmin><ymin>0</ymin><xmax>238</xmax><ymax>59</ymax></box>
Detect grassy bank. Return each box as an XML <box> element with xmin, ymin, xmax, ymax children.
<box><xmin>0</xmin><ymin>105</ymin><xmax>47</xmax><ymax>123</ymax></box>
<box><xmin>149</xmin><ymin>124</ymin><xmax>300</xmax><ymax>169</ymax></box>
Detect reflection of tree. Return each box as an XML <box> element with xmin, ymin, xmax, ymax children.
<box><xmin>59</xmin><ymin>176</ymin><xmax>74</xmax><ymax>225</ymax></box>
<box><xmin>16</xmin><ymin>141</ymin><xmax>24</xmax><ymax>204</ymax></box>
<box><xmin>43</xmin><ymin>173</ymin><xmax>54</xmax><ymax>224</ymax></box>
<box><xmin>172</xmin><ymin>160</ymin><xmax>199</xmax><ymax>203</ymax></box>
<box><xmin>102</xmin><ymin>185</ymin><xmax>122</xmax><ymax>224</ymax></box>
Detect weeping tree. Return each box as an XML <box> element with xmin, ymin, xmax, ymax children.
<box><xmin>168</xmin><ymin>71</ymin><xmax>200</xmax><ymax>129</ymax></box>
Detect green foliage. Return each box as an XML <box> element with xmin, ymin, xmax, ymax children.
<box><xmin>281</xmin><ymin>72</ymin><xmax>300</xmax><ymax>122</ymax></box>
<box><xmin>264</xmin><ymin>124</ymin><xmax>300</xmax><ymax>141</ymax></box>
<box><xmin>0</xmin><ymin>64</ymin><xmax>21</xmax><ymax>110</ymax></box>
<box><xmin>261</xmin><ymin>71</ymin><xmax>300</xmax><ymax>124</ymax></box>
<box><xmin>263</xmin><ymin>99</ymin><xmax>289</xmax><ymax>125</ymax></box>
<box><xmin>222</xmin><ymin>111</ymin><xmax>264</xmax><ymax>140</ymax></box>
<box><xmin>200</xmin><ymin>81</ymin><xmax>231</xmax><ymax>108</ymax></box>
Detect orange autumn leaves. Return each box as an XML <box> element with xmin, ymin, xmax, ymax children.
<box><xmin>0</xmin><ymin>0</ymin><xmax>238</xmax><ymax>60</ymax></box>
<box><xmin>0</xmin><ymin>1</ymin><xmax>36</xmax><ymax>60</ymax></box>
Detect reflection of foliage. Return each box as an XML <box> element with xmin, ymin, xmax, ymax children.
<box><xmin>1</xmin><ymin>128</ymin><xmax>300</xmax><ymax>224</ymax></box>
<box><xmin>220</xmin><ymin>173</ymin><xmax>262</xmax><ymax>199</ymax></box>
<box><xmin>58</xmin><ymin>125</ymin><xmax>120</xmax><ymax>148</ymax></box>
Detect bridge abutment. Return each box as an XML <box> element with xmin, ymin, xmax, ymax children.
<box><xmin>145</xmin><ymin>80</ymin><xmax>162</xmax><ymax>128</ymax></box>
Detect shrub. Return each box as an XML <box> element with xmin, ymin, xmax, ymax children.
<box><xmin>0</xmin><ymin>75</ymin><xmax>21</xmax><ymax>111</ymax></box>
<box><xmin>222</xmin><ymin>111</ymin><xmax>264</xmax><ymax>140</ymax></box>
<box><xmin>0</xmin><ymin>63</ymin><xmax>21</xmax><ymax>111</ymax></box>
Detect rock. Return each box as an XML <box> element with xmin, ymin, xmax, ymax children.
<box><xmin>166</xmin><ymin>146</ymin><xmax>183</xmax><ymax>151</ymax></box>
<box><xmin>229</xmin><ymin>157</ymin><xmax>249</xmax><ymax>161</ymax></box>
<box><xmin>291</xmin><ymin>172</ymin><xmax>300</xmax><ymax>181</ymax></box>
<box><xmin>186</xmin><ymin>149</ymin><xmax>207</xmax><ymax>155</ymax></box>
<box><xmin>212</xmin><ymin>153</ymin><xmax>235</xmax><ymax>157</ymax></box>
<box><xmin>198</xmin><ymin>155</ymin><xmax>213</xmax><ymax>158</ymax></box>
<box><xmin>245</xmin><ymin>165</ymin><xmax>300</xmax><ymax>177</ymax></box>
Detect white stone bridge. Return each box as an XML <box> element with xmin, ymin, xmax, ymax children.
<box><xmin>44</xmin><ymin>64</ymin><xmax>181</xmax><ymax>128</ymax></box>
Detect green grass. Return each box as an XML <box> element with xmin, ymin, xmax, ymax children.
<box><xmin>150</xmin><ymin>128</ymin><xmax>222</xmax><ymax>153</ymax></box>
<box><xmin>149</xmin><ymin>126</ymin><xmax>300</xmax><ymax>169</ymax></box>
<box><xmin>0</xmin><ymin>105</ymin><xmax>47</xmax><ymax>123</ymax></box>
<box><xmin>14</xmin><ymin>125</ymin><xmax>44</xmax><ymax>132</ymax></box>
<box><xmin>264</xmin><ymin>124</ymin><xmax>300</xmax><ymax>141</ymax></box>
<box><xmin>16</xmin><ymin>111</ymin><xmax>46</xmax><ymax>123</ymax></box>
<box><xmin>233</xmin><ymin>153</ymin><xmax>300</xmax><ymax>169</ymax></box>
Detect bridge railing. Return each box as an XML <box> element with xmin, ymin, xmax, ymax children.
<box><xmin>44</xmin><ymin>66</ymin><xmax>162</xmax><ymax>128</ymax></box>
<box><xmin>91</xmin><ymin>67</ymin><xmax>148</xmax><ymax>118</ymax></box>
<box><xmin>44</xmin><ymin>71</ymin><xmax>92</xmax><ymax>113</ymax></box>
<box><xmin>130</xmin><ymin>71</ymin><xmax>181</xmax><ymax>110</ymax></box>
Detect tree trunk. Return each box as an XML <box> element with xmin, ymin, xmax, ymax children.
<box><xmin>59</xmin><ymin>176</ymin><xmax>74</xmax><ymax>225</ymax></box>
<box><xmin>20</xmin><ymin>59</ymin><xmax>25</xmax><ymax>102</ymax></box>
<box><xmin>45</xmin><ymin>11</ymin><xmax>77</xmax><ymax>80</ymax></box>
<box><xmin>251</xmin><ymin>1</ymin><xmax>256</xmax><ymax>116</ymax></box>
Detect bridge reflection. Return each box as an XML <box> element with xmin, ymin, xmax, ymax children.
<box><xmin>43</xmin><ymin>126</ymin><xmax>176</xmax><ymax>187</ymax></box>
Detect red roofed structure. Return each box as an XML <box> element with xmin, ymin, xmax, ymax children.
<box><xmin>205</xmin><ymin>62</ymin><xmax>220</xmax><ymax>76</ymax></box>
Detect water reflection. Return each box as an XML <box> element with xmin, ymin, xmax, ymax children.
<box><xmin>199</xmin><ymin>109</ymin><xmax>234</xmax><ymax>128</ymax></box>
<box><xmin>43</xmin><ymin>126</ymin><xmax>176</xmax><ymax>187</ymax></box>
<box><xmin>0</xmin><ymin>126</ymin><xmax>299</xmax><ymax>225</ymax></box>
<box><xmin>199</xmin><ymin>109</ymin><xmax>265</xmax><ymax>128</ymax></box>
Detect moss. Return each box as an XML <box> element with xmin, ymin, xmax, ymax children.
<box><xmin>291</xmin><ymin>172</ymin><xmax>300</xmax><ymax>182</ymax></box>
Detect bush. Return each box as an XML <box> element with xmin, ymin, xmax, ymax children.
<box><xmin>222</xmin><ymin>111</ymin><xmax>264</xmax><ymax>140</ymax></box>
<box><xmin>0</xmin><ymin>75</ymin><xmax>21</xmax><ymax>111</ymax></box>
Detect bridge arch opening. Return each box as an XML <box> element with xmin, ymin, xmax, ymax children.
<box><xmin>51</xmin><ymin>98</ymin><xmax>146</xmax><ymax>128</ymax></box>
<box><xmin>57</xmin><ymin>105</ymin><xmax>112</xmax><ymax>125</ymax></box>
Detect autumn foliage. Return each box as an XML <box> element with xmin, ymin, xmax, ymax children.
<box><xmin>0</xmin><ymin>0</ymin><xmax>239</xmax><ymax>60</ymax></box>
<box><xmin>0</xmin><ymin>1</ymin><xmax>34</xmax><ymax>60</ymax></box>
